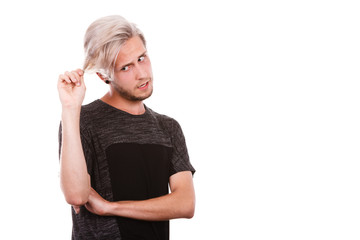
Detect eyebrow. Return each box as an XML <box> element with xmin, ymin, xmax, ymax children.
<box><xmin>118</xmin><ymin>51</ymin><xmax>147</xmax><ymax>70</ymax></box>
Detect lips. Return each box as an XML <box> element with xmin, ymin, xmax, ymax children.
<box><xmin>138</xmin><ymin>81</ymin><xmax>149</xmax><ymax>89</ymax></box>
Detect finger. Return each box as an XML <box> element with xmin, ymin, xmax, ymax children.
<box><xmin>58</xmin><ymin>74</ymin><xmax>72</xmax><ymax>84</ymax></box>
<box><xmin>75</xmin><ymin>68</ymin><xmax>84</xmax><ymax>76</ymax></box>
<box><xmin>66</xmin><ymin>71</ymin><xmax>80</xmax><ymax>86</ymax></box>
<box><xmin>73</xmin><ymin>205</ymin><xmax>80</xmax><ymax>214</ymax></box>
<box><xmin>84</xmin><ymin>203</ymin><xmax>92</xmax><ymax>214</ymax></box>
<box><xmin>79</xmin><ymin>74</ymin><xmax>86</xmax><ymax>88</ymax></box>
<box><xmin>66</xmin><ymin>71</ymin><xmax>81</xmax><ymax>86</ymax></box>
<box><xmin>70</xmin><ymin>70</ymin><xmax>84</xmax><ymax>86</ymax></box>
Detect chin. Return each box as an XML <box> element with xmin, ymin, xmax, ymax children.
<box><xmin>139</xmin><ymin>89</ymin><xmax>153</xmax><ymax>101</ymax></box>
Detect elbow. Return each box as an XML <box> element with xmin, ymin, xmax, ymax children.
<box><xmin>184</xmin><ymin>209</ymin><xmax>195</xmax><ymax>219</ymax></box>
<box><xmin>186</xmin><ymin>203</ymin><xmax>195</xmax><ymax>219</ymax></box>
<box><xmin>65</xmin><ymin>195</ymin><xmax>88</xmax><ymax>206</ymax></box>
<box><xmin>64</xmin><ymin>192</ymin><xmax>89</xmax><ymax>206</ymax></box>
<box><xmin>60</xmin><ymin>177</ymin><xmax>90</xmax><ymax>206</ymax></box>
<box><xmin>61</xmin><ymin>185</ymin><xmax>90</xmax><ymax>206</ymax></box>
<box><xmin>182</xmin><ymin>199</ymin><xmax>195</xmax><ymax>219</ymax></box>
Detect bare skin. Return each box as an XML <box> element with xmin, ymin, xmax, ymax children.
<box><xmin>85</xmin><ymin>171</ymin><xmax>195</xmax><ymax>220</ymax></box>
<box><xmin>58</xmin><ymin>36</ymin><xmax>195</xmax><ymax>219</ymax></box>
<box><xmin>58</xmin><ymin>68</ymin><xmax>90</xmax><ymax>213</ymax></box>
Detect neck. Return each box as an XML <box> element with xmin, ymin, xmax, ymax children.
<box><xmin>100</xmin><ymin>92</ymin><xmax>146</xmax><ymax>115</ymax></box>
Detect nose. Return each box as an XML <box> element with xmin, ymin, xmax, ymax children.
<box><xmin>135</xmin><ymin>64</ymin><xmax>148</xmax><ymax>80</ymax></box>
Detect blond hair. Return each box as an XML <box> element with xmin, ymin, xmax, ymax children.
<box><xmin>83</xmin><ymin>15</ymin><xmax>146</xmax><ymax>80</ymax></box>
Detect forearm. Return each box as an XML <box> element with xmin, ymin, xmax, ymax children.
<box><xmin>108</xmin><ymin>191</ymin><xmax>195</xmax><ymax>221</ymax></box>
<box><xmin>60</xmin><ymin>107</ymin><xmax>90</xmax><ymax>206</ymax></box>
<box><xmin>85</xmin><ymin>172</ymin><xmax>195</xmax><ymax>220</ymax></box>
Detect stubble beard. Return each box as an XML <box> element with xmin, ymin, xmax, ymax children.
<box><xmin>111</xmin><ymin>81</ymin><xmax>153</xmax><ymax>102</ymax></box>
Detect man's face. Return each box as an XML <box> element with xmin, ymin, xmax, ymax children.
<box><xmin>111</xmin><ymin>36</ymin><xmax>153</xmax><ymax>102</ymax></box>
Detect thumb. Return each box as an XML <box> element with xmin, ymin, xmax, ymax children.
<box><xmin>76</xmin><ymin>69</ymin><xmax>85</xmax><ymax>87</ymax></box>
<box><xmin>80</xmin><ymin>74</ymin><xmax>85</xmax><ymax>86</ymax></box>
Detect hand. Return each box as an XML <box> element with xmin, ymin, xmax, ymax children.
<box><xmin>57</xmin><ymin>69</ymin><xmax>86</xmax><ymax>109</ymax></box>
<box><xmin>73</xmin><ymin>205</ymin><xmax>81</xmax><ymax>214</ymax></box>
<box><xmin>85</xmin><ymin>188</ymin><xmax>111</xmax><ymax>216</ymax></box>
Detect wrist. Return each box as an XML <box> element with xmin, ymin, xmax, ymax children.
<box><xmin>62</xmin><ymin>104</ymin><xmax>82</xmax><ymax>113</ymax></box>
<box><xmin>104</xmin><ymin>201</ymin><xmax>116</xmax><ymax>216</ymax></box>
<box><xmin>61</xmin><ymin>106</ymin><xmax>81</xmax><ymax>120</ymax></box>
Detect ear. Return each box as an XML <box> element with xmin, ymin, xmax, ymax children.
<box><xmin>96</xmin><ymin>72</ymin><xmax>111</xmax><ymax>84</ymax></box>
<box><xmin>96</xmin><ymin>72</ymin><xmax>107</xmax><ymax>81</ymax></box>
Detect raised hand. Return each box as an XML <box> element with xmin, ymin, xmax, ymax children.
<box><xmin>57</xmin><ymin>69</ymin><xmax>86</xmax><ymax>109</ymax></box>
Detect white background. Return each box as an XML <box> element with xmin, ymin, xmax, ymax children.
<box><xmin>0</xmin><ymin>0</ymin><xmax>359</xmax><ymax>239</ymax></box>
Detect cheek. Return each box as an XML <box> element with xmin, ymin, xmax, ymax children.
<box><xmin>114</xmin><ymin>72</ymin><xmax>134</xmax><ymax>84</ymax></box>
<box><xmin>145</xmin><ymin>62</ymin><xmax>153</xmax><ymax>76</ymax></box>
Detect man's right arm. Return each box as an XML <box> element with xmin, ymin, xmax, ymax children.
<box><xmin>58</xmin><ymin>69</ymin><xmax>90</xmax><ymax>208</ymax></box>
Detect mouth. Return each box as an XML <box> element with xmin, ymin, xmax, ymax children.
<box><xmin>138</xmin><ymin>81</ymin><xmax>150</xmax><ymax>89</ymax></box>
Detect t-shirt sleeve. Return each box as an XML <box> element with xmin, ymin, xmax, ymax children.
<box><xmin>58</xmin><ymin>122</ymin><xmax>94</xmax><ymax>175</ymax></box>
<box><xmin>169</xmin><ymin>119</ymin><xmax>195</xmax><ymax>176</ymax></box>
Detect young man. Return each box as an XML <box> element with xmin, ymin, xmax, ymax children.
<box><xmin>58</xmin><ymin>15</ymin><xmax>195</xmax><ymax>240</ymax></box>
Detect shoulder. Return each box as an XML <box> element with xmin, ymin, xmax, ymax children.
<box><xmin>81</xmin><ymin>100</ymin><xmax>101</xmax><ymax>116</ymax></box>
<box><xmin>80</xmin><ymin>99</ymin><xmax>106</xmax><ymax>121</ymax></box>
<box><xmin>79</xmin><ymin>100</ymin><xmax>104</xmax><ymax>130</ymax></box>
<box><xmin>146</xmin><ymin>106</ymin><xmax>175</xmax><ymax>124</ymax></box>
<box><xmin>145</xmin><ymin>106</ymin><xmax>183</xmax><ymax>134</ymax></box>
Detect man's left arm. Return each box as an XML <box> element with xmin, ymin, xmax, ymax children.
<box><xmin>85</xmin><ymin>171</ymin><xmax>195</xmax><ymax>221</ymax></box>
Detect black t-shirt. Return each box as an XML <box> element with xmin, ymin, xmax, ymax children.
<box><xmin>59</xmin><ymin>99</ymin><xmax>195</xmax><ymax>240</ymax></box>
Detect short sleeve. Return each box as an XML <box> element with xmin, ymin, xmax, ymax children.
<box><xmin>58</xmin><ymin>122</ymin><xmax>94</xmax><ymax>175</ymax></box>
<box><xmin>169</xmin><ymin>120</ymin><xmax>195</xmax><ymax>176</ymax></box>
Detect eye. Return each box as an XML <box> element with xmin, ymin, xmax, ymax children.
<box><xmin>121</xmin><ymin>66</ymin><xmax>129</xmax><ymax>71</ymax></box>
<box><xmin>138</xmin><ymin>55</ymin><xmax>145</xmax><ymax>62</ymax></box>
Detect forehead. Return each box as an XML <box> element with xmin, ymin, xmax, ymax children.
<box><xmin>115</xmin><ymin>36</ymin><xmax>146</xmax><ymax>67</ymax></box>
